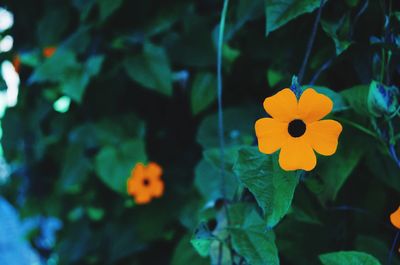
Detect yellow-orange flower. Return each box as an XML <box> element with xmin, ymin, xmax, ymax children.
<box><xmin>43</xmin><ymin>46</ymin><xmax>56</xmax><ymax>58</ymax></box>
<box><xmin>390</xmin><ymin>207</ymin><xmax>400</xmax><ymax>229</ymax></box>
<box><xmin>255</xmin><ymin>88</ymin><xmax>342</xmax><ymax>171</ymax></box>
<box><xmin>127</xmin><ymin>162</ymin><xmax>164</xmax><ymax>205</ymax></box>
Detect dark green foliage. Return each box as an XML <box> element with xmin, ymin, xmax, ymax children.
<box><xmin>1</xmin><ymin>0</ymin><xmax>400</xmax><ymax>264</ymax></box>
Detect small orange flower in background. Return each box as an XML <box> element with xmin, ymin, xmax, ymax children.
<box><xmin>390</xmin><ymin>207</ymin><xmax>400</xmax><ymax>229</ymax></box>
<box><xmin>12</xmin><ymin>54</ymin><xmax>21</xmax><ymax>73</ymax></box>
<box><xmin>255</xmin><ymin>88</ymin><xmax>342</xmax><ymax>171</ymax></box>
<box><xmin>127</xmin><ymin>162</ymin><xmax>164</xmax><ymax>205</ymax></box>
<box><xmin>43</xmin><ymin>46</ymin><xmax>56</xmax><ymax>58</ymax></box>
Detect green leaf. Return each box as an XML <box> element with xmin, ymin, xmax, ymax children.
<box><xmin>321</xmin><ymin>15</ymin><xmax>352</xmax><ymax>55</ymax></box>
<box><xmin>233</xmin><ymin>146</ymin><xmax>299</xmax><ymax>228</ymax></box>
<box><xmin>197</xmin><ymin>107</ymin><xmax>260</xmax><ymax>149</ymax></box>
<box><xmin>310</xmin><ymin>129</ymin><xmax>365</xmax><ymax>202</ymax></box>
<box><xmin>94</xmin><ymin>139</ymin><xmax>147</xmax><ymax>194</ymax></box>
<box><xmin>124</xmin><ymin>42</ymin><xmax>173</xmax><ymax>96</ymax></box>
<box><xmin>61</xmin><ymin>55</ymin><xmax>104</xmax><ymax>102</ymax></box>
<box><xmin>355</xmin><ymin>235</ymin><xmax>400</xmax><ymax>265</ymax></box>
<box><xmin>30</xmin><ymin>51</ymin><xmax>103</xmax><ymax>102</ymax></box>
<box><xmin>190</xmin><ymin>222</ymin><xmax>214</xmax><ymax>257</ymax></box>
<box><xmin>194</xmin><ymin>147</ymin><xmax>240</xmax><ymax>202</ymax></box>
<box><xmin>37</xmin><ymin>7</ymin><xmax>69</xmax><ymax>46</ymax></box>
<box><xmin>319</xmin><ymin>251</ymin><xmax>381</xmax><ymax>265</ymax></box>
<box><xmin>229</xmin><ymin>204</ymin><xmax>279</xmax><ymax>265</ymax></box>
<box><xmin>191</xmin><ymin>72</ymin><xmax>217</xmax><ymax>115</ymax></box>
<box><xmin>265</xmin><ymin>0</ymin><xmax>322</xmax><ymax>36</ymax></box>
<box><xmin>97</xmin><ymin>0</ymin><xmax>123</xmax><ymax>21</ymax></box>
<box><xmin>341</xmin><ymin>85</ymin><xmax>370</xmax><ymax>116</ymax></box>
<box><xmin>267</xmin><ymin>69</ymin><xmax>284</xmax><ymax>87</ymax></box>
<box><xmin>171</xmin><ymin>234</ymin><xmax>209</xmax><ymax>265</ymax></box>
<box><xmin>58</xmin><ymin>144</ymin><xmax>91</xmax><ymax>193</ymax></box>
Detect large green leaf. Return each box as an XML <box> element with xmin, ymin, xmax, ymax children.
<box><xmin>265</xmin><ymin>0</ymin><xmax>322</xmax><ymax>36</ymax></box>
<box><xmin>229</xmin><ymin>204</ymin><xmax>279</xmax><ymax>265</ymax></box>
<box><xmin>319</xmin><ymin>251</ymin><xmax>381</xmax><ymax>265</ymax></box>
<box><xmin>30</xmin><ymin>50</ymin><xmax>104</xmax><ymax>102</ymax></box>
<box><xmin>124</xmin><ymin>42</ymin><xmax>173</xmax><ymax>96</ymax></box>
<box><xmin>94</xmin><ymin>139</ymin><xmax>147</xmax><ymax>194</ymax></box>
<box><xmin>58</xmin><ymin>144</ymin><xmax>92</xmax><ymax>193</ymax></box>
<box><xmin>194</xmin><ymin>147</ymin><xmax>240</xmax><ymax>203</ymax></box>
<box><xmin>233</xmin><ymin>146</ymin><xmax>299</xmax><ymax>228</ymax></box>
<box><xmin>309</xmin><ymin>128</ymin><xmax>365</xmax><ymax>202</ymax></box>
<box><xmin>341</xmin><ymin>85</ymin><xmax>370</xmax><ymax>116</ymax></box>
<box><xmin>191</xmin><ymin>72</ymin><xmax>217</xmax><ymax>115</ymax></box>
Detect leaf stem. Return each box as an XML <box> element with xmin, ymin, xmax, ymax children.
<box><xmin>388</xmin><ymin>231</ymin><xmax>400</xmax><ymax>265</ymax></box>
<box><xmin>298</xmin><ymin>0</ymin><xmax>324</xmax><ymax>84</ymax></box>
<box><xmin>217</xmin><ymin>0</ymin><xmax>229</xmax><ymax>199</ymax></box>
<box><xmin>334</xmin><ymin>117</ymin><xmax>379</xmax><ymax>140</ymax></box>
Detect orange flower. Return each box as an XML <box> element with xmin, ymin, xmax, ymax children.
<box><xmin>43</xmin><ymin>46</ymin><xmax>56</xmax><ymax>58</ymax></box>
<box><xmin>255</xmin><ymin>88</ymin><xmax>342</xmax><ymax>171</ymax></box>
<box><xmin>127</xmin><ymin>162</ymin><xmax>164</xmax><ymax>204</ymax></box>
<box><xmin>391</xmin><ymin>207</ymin><xmax>400</xmax><ymax>229</ymax></box>
<box><xmin>12</xmin><ymin>54</ymin><xmax>21</xmax><ymax>73</ymax></box>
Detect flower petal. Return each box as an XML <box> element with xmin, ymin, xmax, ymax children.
<box><xmin>147</xmin><ymin>162</ymin><xmax>163</xmax><ymax>180</ymax></box>
<box><xmin>391</xmin><ymin>207</ymin><xmax>400</xmax><ymax>229</ymax></box>
<box><xmin>255</xmin><ymin>118</ymin><xmax>288</xmax><ymax>154</ymax></box>
<box><xmin>306</xmin><ymin>120</ymin><xmax>342</xmax><ymax>156</ymax></box>
<box><xmin>279</xmin><ymin>137</ymin><xmax>316</xmax><ymax>171</ymax></box>
<box><xmin>263</xmin><ymin>88</ymin><xmax>298</xmax><ymax>122</ymax></box>
<box><xmin>298</xmin><ymin>88</ymin><xmax>333</xmax><ymax>122</ymax></box>
<box><xmin>151</xmin><ymin>180</ymin><xmax>164</xmax><ymax>198</ymax></box>
<box><xmin>135</xmin><ymin>192</ymin><xmax>152</xmax><ymax>205</ymax></box>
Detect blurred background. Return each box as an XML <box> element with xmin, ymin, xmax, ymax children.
<box><xmin>0</xmin><ymin>0</ymin><xmax>399</xmax><ymax>264</ymax></box>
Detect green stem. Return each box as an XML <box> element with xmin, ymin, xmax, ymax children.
<box><xmin>335</xmin><ymin>117</ymin><xmax>379</xmax><ymax>140</ymax></box>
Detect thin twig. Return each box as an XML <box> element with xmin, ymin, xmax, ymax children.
<box><xmin>217</xmin><ymin>0</ymin><xmax>229</xmax><ymax>199</ymax></box>
<box><xmin>388</xmin><ymin>231</ymin><xmax>400</xmax><ymax>265</ymax></box>
<box><xmin>217</xmin><ymin>1</ymin><xmax>232</xmax><ymax>264</ymax></box>
<box><xmin>309</xmin><ymin>57</ymin><xmax>334</xmax><ymax>85</ymax></box>
<box><xmin>298</xmin><ymin>0</ymin><xmax>324</xmax><ymax>84</ymax></box>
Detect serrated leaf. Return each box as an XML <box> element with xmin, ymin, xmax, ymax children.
<box><xmin>94</xmin><ymin>139</ymin><xmax>147</xmax><ymax>194</ymax></box>
<box><xmin>191</xmin><ymin>72</ymin><xmax>217</xmax><ymax>115</ymax></box>
<box><xmin>233</xmin><ymin>147</ymin><xmax>299</xmax><ymax>228</ymax></box>
<box><xmin>265</xmin><ymin>0</ymin><xmax>322</xmax><ymax>36</ymax></box>
<box><xmin>319</xmin><ymin>251</ymin><xmax>381</xmax><ymax>265</ymax></box>
<box><xmin>124</xmin><ymin>42</ymin><xmax>173</xmax><ymax>96</ymax></box>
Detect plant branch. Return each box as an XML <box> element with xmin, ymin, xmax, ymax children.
<box><xmin>298</xmin><ymin>0</ymin><xmax>324</xmax><ymax>84</ymax></box>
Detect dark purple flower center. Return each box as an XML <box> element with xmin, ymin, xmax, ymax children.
<box><xmin>142</xmin><ymin>178</ymin><xmax>150</xmax><ymax>186</ymax></box>
<box><xmin>288</xmin><ymin>119</ymin><xmax>306</xmax><ymax>137</ymax></box>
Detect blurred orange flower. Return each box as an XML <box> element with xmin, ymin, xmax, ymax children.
<box><xmin>43</xmin><ymin>46</ymin><xmax>56</xmax><ymax>58</ymax></box>
<box><xmin>127</xmin><ymin>162</ymin><xmax>164</xmax><ymax>205</ymax></box>
<box><xmin>255</xmin><ymin>88</ymin><xmax>342</xmax><ymax>171</ymax></box>
<box><xmin>12</xmin><ymin>54</ymin><xmax>21</xmax><ymax>73</ymax></box>
<box><xmin>390</xmin><ymin>207</ymin><xmax>400</xmax><ymax>229</ymax></box>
